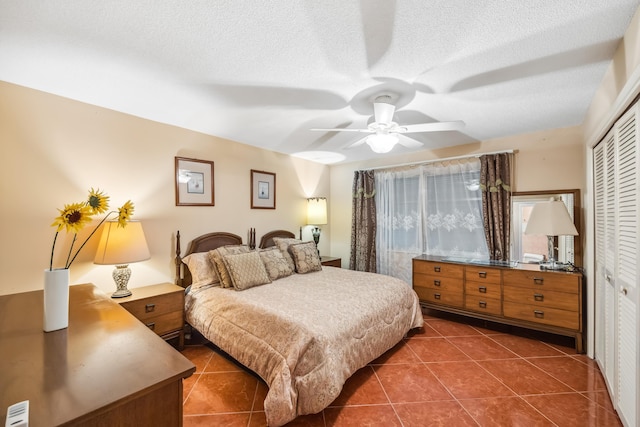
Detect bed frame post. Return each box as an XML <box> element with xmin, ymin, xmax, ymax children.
<box><xmin>175</xmin><ymin>230</ymin><xmax>182</xmax><ymax>287</ymax></box>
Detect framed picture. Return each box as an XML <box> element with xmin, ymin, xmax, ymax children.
<box><xmin>175</xmin><ymin>157</ymin><xmax>215</xmax><ymax>206</ymax></box>
<box><xmin>251</xmin><ymin>169</ymin><xmax>276</xmax><ymax>209</ymax></box>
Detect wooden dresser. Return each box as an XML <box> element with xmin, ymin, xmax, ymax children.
<box><xmin>413</xmin><ymin>255</ymin><xmax>584</xmax><ymax>352</ymax></box>
<box><xmin>0</xmin><ymin>284</ymin><xmax>195</xmax><ymax>426</ymax></box>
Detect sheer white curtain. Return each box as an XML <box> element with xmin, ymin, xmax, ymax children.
<box><xmin>376</xmin><ymin>159</ymin><xmax>489</xmax><ymax>283</ymax></box>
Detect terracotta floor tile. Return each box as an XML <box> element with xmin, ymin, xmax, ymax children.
<box><xmin>527</xmin><ymin>356</ymin><xmax>607</xmax><ymax>392</ymax></box>
<box><xmin>458</xmin><ymin>396</ymin><xmax>554</xmax><ymax>426</ymax></box>
<box><xmin>426</xmin><ymin>319</ymin><xmax>483</xmax><ymax>337</ymax></box>
<box><xmin>524</xmin><ymin>393</ymin><xmax>623</xmax><ymax>427</ymax></box>
<box><xmin>324</xmin><ymin>405</ymin><xmax>402</xmax><ymax>427</ymax></box>
<box><xmin>394</xmin><ymin>401</ymin><xmax>478</xmax><ymax>427</ymax></box>
<box><xmin>203</xmin><ymin>350</ymin><xmax>245</xmax><ymax>373</ymax></box>
<box><xmin>581</xmin><ymin>390</ymin><xmax>616</xmax><ymax>413</ymax></box>
<box><xmin>428</xmin><ymin>361</ymin><xmax>515</xmax><ymax>399</ymax></box>
<box><xmin>478</xmin><ymin>359</ymin><xmax>573</xmax><ymax>395</ymax></box>
<box><xmin>183</xmin><ymin>373</ymin><xmax>200</xmax><ymax>402</ymax></box>
<box><xmin>183</xmin><ymin>413</ymin><xmax>251</xmax><ymax>427</ymax></box>
<box><xmin>406</xmin><ymin>323</ymin><xmax>442</xmax><ymax>338</ymax></box>
<box><xmin>370</xmin><ymin>340</ymin><xmax>421</xmax><ymax>364</ymax></box>
<box><xmin>447</xmin><ymin>335</ymin><xmax>519</xmax><ymax>360</ymax></box>
<box><xmin>181</xmin><ymin>345</ymin><xmax>213</xmax><ymax>373</ymax></box>
<box><xmin>281</xmin><ymin>411</ymin><xmax>325</xmax><ymax>426</ymax></box>
<box><xmin>252</xmin><ymin>380</ymin><xmax>268</xmax><ymax>411</ymax></box>
<box><xmin>374</xmin><ymin>363</ymin><xmax>453</xmax><ymax>403</ymax></box>
<box><xmin>489</xmin><ymin>333</ymin><xmax>565</xmax><ymax>357</ymax></box>
<box><xmin>330</xmin><ymin>366</ymin><xmax>388</xmax><ymax>406</ymax></box>
<box><xmin>183</xmin><ymin>371</ymin><xmax>258</xmax><ymax>415</ymax></box>
<box><xmin>406</xmin><ymin>337</ymin><xmax>470</xmax><ymax>362</ymax></box>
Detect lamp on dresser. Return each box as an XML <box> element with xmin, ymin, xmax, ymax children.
<box><xmin>307</xmin><ymin>197</ymin><xmax>327</xmax><ymax>253</ymax></box>
<box><xmin>94</xmin><ymin>220</ymin><xmax>150</xmax><ymax>298</ymax></box>
<box><xmin>524</xmin><ymin>199</ymin><xmax>578</xmax><ymax>270</ymax></box>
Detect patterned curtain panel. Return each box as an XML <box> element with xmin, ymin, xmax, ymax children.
<box><xmin>350</xmin><ymin>170</ymin><xmax>377</xmax><ymax>272</ymax></box>
<box><xmin>480</xmin><ymin>153</ymin><xmax>513</xmax><ymax>261</ymax></box>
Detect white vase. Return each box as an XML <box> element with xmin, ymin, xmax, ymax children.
<box><xmin>43</xmin><ymin>268</ymin><xmax>70</xmax><ymax>332</ymax></box>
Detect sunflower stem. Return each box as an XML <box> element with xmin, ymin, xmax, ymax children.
<box><xmin>49</xmin><ymin>232</ymin><xmax>59</xmax><ymax>271</ymax></box>
<box><xmin>65</xmin><ymin>211</ymin><xmax>116</xmax><ymax>269</ymax></box>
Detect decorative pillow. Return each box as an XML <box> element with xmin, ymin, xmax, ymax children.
<box><xmin>182</xmin><ymin>252</ymin><xmax>219</xmax><ymax>291</ymax></box>
<box><xmin>259</xmin><ymin>247</ymin><xmax>294</xmax><ymax>281</ymax></box>
<box><xmin>208</xmin><ymin>245</ymin><xmax>250</xmax><ymax>288</ymax></box>
<box><xmin>289</xmin><ymin>241</ymin><xmax>322</xmax><ymax>274</ymax></box>
<box><xmin>223</xmin><ymin>251</ymin><xmax>272</xmax><ymax>291</ymax></box>
<box><xmin>273</xmin><ymin>237</ymin><xmax>302</xmax><ymax>271</ymax></box>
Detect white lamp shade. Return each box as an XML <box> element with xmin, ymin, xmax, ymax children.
<box><xmin>94</xmin><ymin>221</ymin><xmax>151</xmax><ymax>265</ymax></box>
<box><xmin>307</xmin><ymin>197</ymin><xmax>327</xmax><ymax>225</ymax></box>
<box><xmin>525</xmin><ymin>201</ymin><xmax>578</xmax><ymax>236</ymax></box>
<box><xmin>366</xmin><ymin>134</ymin><xmax>398</xmax><ymax>153</ymax></box>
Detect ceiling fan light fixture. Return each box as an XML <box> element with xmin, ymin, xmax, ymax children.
<box><xmin>366</xmin><ymin>133</ymin><xmax>398</xmax><ymax>153</ymax></box>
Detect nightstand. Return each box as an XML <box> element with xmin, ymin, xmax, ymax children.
<box><xmin>116</xmin><ymin>283</ymin><xmax>185</xmax><ymax>350</ymax></box>
<box><xmin>320</xmin><ymin>256</ymin><xmax>341</xmax><ymax>268</ymax></box>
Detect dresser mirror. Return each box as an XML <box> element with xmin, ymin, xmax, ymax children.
<box><xmin>511</xmin><ymin>189</ymin><xmax>582</xmax><ymax>267</ymax></box>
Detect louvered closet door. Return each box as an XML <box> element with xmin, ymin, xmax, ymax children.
<box><xmin>604</xmin><ymin>129</ymin><xmax>617</xmax><ymax>390</ymax></box>
<box><xmin>613</xmin><ymin>106</ymin><xmax>638</xmax><ymax>427</ymax></box>
<box><xmin>593</xmin><ymin>140</ymin><xmax>607</xmax><ymax>370</ymax></box>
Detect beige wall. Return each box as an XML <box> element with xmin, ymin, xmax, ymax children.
<box><xmin>327</xmin><ymin>126</ymin><xmax>585</xmax><ymax>266</ymax></box>
<box><xmin>0</xmin><ymin>82</ymin><xmax>329</xmax><ymax>295</ymax></box>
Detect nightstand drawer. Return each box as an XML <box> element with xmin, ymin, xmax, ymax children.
<box><xmin>320</xmin><ymin>256</ymin><xmax>341</xmax><ymax>267</ymax></box>
<box><xmin>120</xmin><ymin>292</ymin><xmax>183</xmax><ymax>321</ymax></box>
<box><xmin>142</xmin><ymin>311</ymin><xmax>184</xmax><ymax>336</ymax></box>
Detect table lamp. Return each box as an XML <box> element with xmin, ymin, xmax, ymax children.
<box><xmin>307</xmin><ymin>197</ymin><xmax>327</xmax><ymax>252</ymax></box>
<box><xmin>94</xmin><ymin>220</ymin><xmax>150</xmax><ymax>298</ymax></box>
<box><xmin>524</xmin><ymin>199</ymin><xmax>578</xmax><ymax>270</ymax></box>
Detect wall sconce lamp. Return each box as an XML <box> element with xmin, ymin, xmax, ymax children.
<box><xmin>307</xmin><ymin>197</ymin><xmax>327</xmax><ymax>252</ymax></box>
<box><xmin>94</xmin><ymin>220</ymin><xmax>151</xmax><ymax>298</ymax></box>
<box><xmin>524</xmin><ymin>199</ymin><xmax>578</xmax><ymax>270</ymax></box>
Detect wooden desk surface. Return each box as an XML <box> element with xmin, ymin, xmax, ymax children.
<box><xmin>0</xmin><ymin>284</ymin><xmax>195</xmax><ymax>426</ymax></box>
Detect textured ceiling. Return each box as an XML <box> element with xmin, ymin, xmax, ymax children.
<box><xmin>1</xmin><ymin>1</ymin><xmax>639</xmax><ymax>163</ymax></box>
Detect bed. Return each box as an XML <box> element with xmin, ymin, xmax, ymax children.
<box><xmin>175</xmin><ymin>230</ymin><xmax>423</xmax><ymax>426</ymax></box>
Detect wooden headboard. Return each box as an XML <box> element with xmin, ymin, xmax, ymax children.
<box><xmin>258</xmin><ymin>229</ymin><xmax>296</xmax><ymax>249</ymax></box>
<box><xmin>175</xmin><ymin>230</ymin><xmax>243</xmax><ymax>288</ymax></box>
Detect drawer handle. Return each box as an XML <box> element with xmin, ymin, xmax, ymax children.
<box><xmin>145</xmin><ymin>303</ymin><xmax>156</xmax><ymax>313</ymax></box>
<box><xmin>478</xmin><ymin>271</ymin><xmax>487</xmax><ymax>278</ymax></box>
<box><xmin>146</xmin><ymin>322</ymin><xmax>156</xmax><ymax>330</ymax></box>
<box><xmin>434</xmin><ymin>280</ymin><xmax>441</xmax><ymax>287</ymax></box>
<box><xmin>479</xmin><ymin>286</ymin><xmax>487</xmax><ymax>293</ymax></box>
<box><xmin>534</xmin><ymin>293</ymin><xmax>544</xmax><ymax>302</ymax></box>
<box><xmin>434</xmin><ymin>293</ymin><xmax>441</xmax><ymax>300</ymax></box>
<box><xmin>534</xmin><ymin>310</ymin><xmax>544</xmax><ymax>318</ymax></box>
<box><xmin>479</xmin><ymin>301</ymin><xmax>487</xmax><ymax>308</ymax></box>
<box><xmin>533</xmin><ymin>277</ymin><xmax>544</xmax><ymax>285</ymax></box>
<box><xmin>434</xmin><ymin>266</ymin><xmax>441</xmax><ymax>273</ymax></box>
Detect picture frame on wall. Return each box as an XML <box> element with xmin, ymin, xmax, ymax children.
<box><xmin>251</xmin><ymin>169</ymin><xmax>276</xmax><ymax>209</ymax></box>
<box><xmin>175</xmin><ymin>157</ymin><xmax>215</xmax><ymax>206</ymax></box>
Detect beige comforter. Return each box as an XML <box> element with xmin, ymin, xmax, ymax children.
<box><xmin>185</xmin><ymin>266</ymin><xmax>423</xmax><ymax>426</ymax></box>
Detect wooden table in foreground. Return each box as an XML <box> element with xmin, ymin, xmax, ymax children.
<box><xmin>0</xmin><ymin>284</ymin><xmax>195</xmax><ymax>426</ymax></box>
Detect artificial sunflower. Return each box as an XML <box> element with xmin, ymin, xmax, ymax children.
<box><xmin>50</xmin><ymin>189</ymin><xmax>137</xmax><ymax>270</ymax></box>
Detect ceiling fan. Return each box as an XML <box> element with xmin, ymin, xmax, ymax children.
<box><xmin>311</xmin><ymin>95</ymin><xmax>465</xmax><ymax>153</ymax></box>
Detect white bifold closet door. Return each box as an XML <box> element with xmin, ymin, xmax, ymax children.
<box><xmin>593</xmin><ymin>104</ymin><xmax>639</xmax><ymax>427</ymax></box>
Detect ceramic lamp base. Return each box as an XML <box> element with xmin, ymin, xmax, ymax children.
<box><xmin>111</xmin><ymin>264</ymin><xmax>132</xmax><ymax>298</ymax></box>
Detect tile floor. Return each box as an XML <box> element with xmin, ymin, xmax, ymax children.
<box><xmin>180</xmin><ymin>311</ymin><xmax>622</xmax><ymax>426</ymax></box>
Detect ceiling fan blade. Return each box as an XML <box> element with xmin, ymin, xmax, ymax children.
<box><xmin>373</xmin><ymin>101</ymin><xmax>395</xmax><ymax>124</ymax></box>
<box><xmin>400</xmin><ymin>120</ymin><xmax>465</xmax><ymax>133</ymax></box>
<box><xmin>396</xmin><ymin>134</ymin><xmax>423</xmax><ymax>149</ymax></box>
<box><xmin>310</xmin><ymin>128</ymin><xmax>372</xmax><ymax>133</ymax></box>
<box><xmin>343</xmin><ymin>135</ymin><xmax>370</xmax><ymax>150</ymax></box>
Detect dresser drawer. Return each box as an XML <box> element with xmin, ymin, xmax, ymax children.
<box><xmin>503</xmin><ymin>270</ymin><xmax>580</xmax><ymax>293</ymax></box>
<box><xmin>503</xmin><ymin>286</ymin><xmax>579</xmax><ymax>312</ymax></box>
<box><xmin>141</xmin><ymin>311</ymin><xmax>184</xmax><ymax>336</ymax></box>
<box><xmin>465</xmin><ymin>295</ymin><xmax>501</xmax><ymax>315</ymax></box>
<box><xmin>414</xmin><ymin>273</ymin><xmax>464</xmax><ymax>292</ymax></box>
<box><xmin>465</xmin><ymin>281</ymin><xmax>501</xmax><ymax>299</ymax></box>
<box><xmin>503</xmin><ymin>302</ymin><xmax>579</xmax><ymax>330</ymax></box>
<box><xmin>120</xmin><ymin>291</ymin><xmax>183</xmax><ymax>322</ymax></box>
<box><xmin>465</xmin><ymin>266</ymin><xmax>501</xmax><ymax>284</ymax></box>
<box><xmin>414</xmin><ymin>286</ymin><xmax>463</xmax><ymax>308</ymax></box>
<box><xmin>413</xmin><ymin>260</ymin><xmax>464</xmax><ymax>279</ymax></box>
